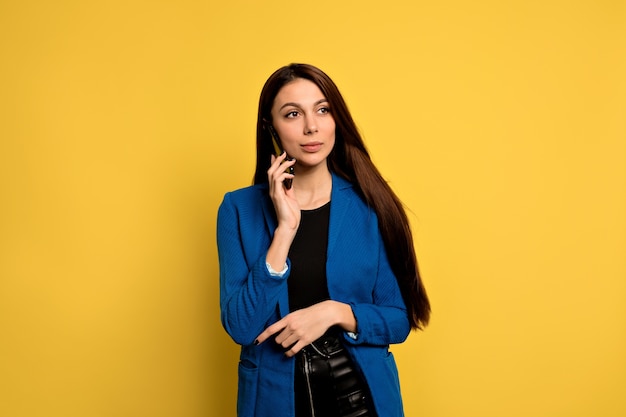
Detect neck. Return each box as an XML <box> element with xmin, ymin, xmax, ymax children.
<box><xmin>292</xmin><ymin>165</ymin><xmax>332</xmax><ymax>210</ymax></box>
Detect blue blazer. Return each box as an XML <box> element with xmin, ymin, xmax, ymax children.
<box><xmin>217</xmin><ymin>173</ymin><xmax>410</xmax><ymax>417</ymax></box>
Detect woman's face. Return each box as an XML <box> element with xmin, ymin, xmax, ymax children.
<box><xmin>270</xmin><ymin>78</ymin><xmax>336</xmax><ymax>171</ymax></box>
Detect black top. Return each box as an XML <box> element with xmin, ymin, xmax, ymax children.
<box><xmin>288</xmin><ymin>201</ymin><xmax>331</xmax><ymax>312</ymax></box>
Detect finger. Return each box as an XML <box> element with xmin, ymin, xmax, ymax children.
<box><xmin>267</xmin><ymin>155</ymin><xmax>291</xmax><ymax>190</ymax></box>
<box><xmin>274</xmin><ymin>328</ymin><xmax>301</xmax><ymax>348</ymax></box>
<box><xmin>281</xmin><ymin>156</ymin><xmax>296</xmax><ymax>169</ymax></box>
<box><xmin>254</xmin><ymin>328</ymin><xmax>274</xmax><ymax>345</ymax></box>
<box><xmin>284</xmin><ymin>340</ymin><xmax>307</xmax><ymax>358</ymax></box>
<box><xmin>274</xmin><ymin>159</ymin><xmax>296</xmax><ymax>183</ymax></box>
<box><xmin>267</xmin><ymin>152</ymin><xmax>287</xmax><ymax>175</ymax></box>
<box><xmin>270</xmin><ymin>153</ymin><xmax>296</xmax><ymax>176</ymax></box>
<box><xmin>254</xmin><ymin>320</ymin><xmax>286</xmax><ymax>345</ymax></box>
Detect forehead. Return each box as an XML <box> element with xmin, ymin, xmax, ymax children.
<box><xmin>273</xmin><ymin>78</ymin><xmax>326</xmax><ymax>107</ymax></box>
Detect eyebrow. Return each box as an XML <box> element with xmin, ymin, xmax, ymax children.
<box><xmin>279</xmin><ymin>98</ymin><xmax>328</xmax><ymax>111</ymax></box>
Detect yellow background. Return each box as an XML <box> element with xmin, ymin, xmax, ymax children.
<box><xmin>1</xmin><ymin>1</ymin><xmax>625</xmax><ymax>416</ymax></box>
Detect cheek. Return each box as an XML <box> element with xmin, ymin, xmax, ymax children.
<box><xmin>321</xmin><ymin>117</ymin><xmax>335</xmax><ymax>132</ymax></box>
<box><xmin>328</xmin><ymin>118</ymin><xmax>337</xmax><ymax>135</ymax></box>
<box><xmin>327</xmin><ymin>123</ymin><xmax>337</xmax><ymax>145</ymax></box>
<box><xmin>273</xmin><ymin>122</ymin><xmax>295</xmax><ymax>139</ymax></box>
<box><xmin>279</xmin><ymin>126</ymin><xmax>300</xmax><ymax>145</ymax></box>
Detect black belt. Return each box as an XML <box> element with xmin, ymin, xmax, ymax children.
<box><xmin>295</xmin><ymin>334</ymin><xmax>375</xmax><ymax>417</ymax></box>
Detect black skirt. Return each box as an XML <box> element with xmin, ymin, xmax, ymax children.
<box><xmin>294</xmin><ymin>334</ymin><xmax>376</xmax><ymax>417</ymax></box>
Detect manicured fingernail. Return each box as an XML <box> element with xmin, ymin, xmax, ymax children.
<box><xmin>254</xmin><ymin>339</ymin><xmax>259</xmax><ymax>345</ymax></box>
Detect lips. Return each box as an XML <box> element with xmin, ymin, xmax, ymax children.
<box><xmin>301</xmin><ymin>142</ymin><xmax>323</xmax><ymax>152</ymax></box>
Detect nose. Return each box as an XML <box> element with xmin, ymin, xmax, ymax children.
<box><xmin>304</xmin><ymin>115</ymin><xmax>318</xmax><ymax>135</ymax></box>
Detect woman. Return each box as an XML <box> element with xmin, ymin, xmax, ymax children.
<box><xmin>217</xmin><ymin>63</ymin><xmax>430</xmax><ymax>417</ymax></box>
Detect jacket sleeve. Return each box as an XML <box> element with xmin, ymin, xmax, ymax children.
<box><xmin>217</xmin><ymin>192</ymin><xmax>289</xmax><ymax>346</ymax></box>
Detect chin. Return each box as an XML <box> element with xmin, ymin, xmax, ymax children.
<box><xmin>295</xmin><ymin>156</ymin><xmax>330</xmax><ymax>170</ymax></box>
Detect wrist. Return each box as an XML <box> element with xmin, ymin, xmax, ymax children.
<box><xmin>329</xmin><ymin>300</ymin><xmax>357</xmax><ymax>333</ymax></box>
<box><xmin>266</xmin><ymin>228</ymin><xmax>295</xmax><ymax>273</ymax></box>
<box><xmin>266</xmin><ymin>262</ymin><xmax>288</xmax><ymax>277</ymax></box>
<box><xmin>274</xmin><ymin>224</ymin><xmax>298</xmax><ymax>239</ymax></box>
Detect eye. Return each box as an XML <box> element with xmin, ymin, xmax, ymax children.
<box><xmin>285</xmin><ymin>110</ymin><xmax>299</xmax><ymax>118</ymax></box>
<box><xmin>318</xmin><ymin>106</ymin><xmax>330</xmax><ymax>114</ymax></box>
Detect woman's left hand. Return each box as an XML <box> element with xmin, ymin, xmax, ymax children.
<box><xmin>254</xmin><ymin>300</ymin><xmax>357</xmax><ymax>357</ymax></box>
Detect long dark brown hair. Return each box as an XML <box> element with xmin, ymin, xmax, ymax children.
<box><xmin>253</xmin><ymin>63</ymin><xmax>430</xmax><ymax>330</ymax></box>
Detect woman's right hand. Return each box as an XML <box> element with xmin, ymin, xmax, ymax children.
<box><xmin>268</xmin><ymin>153</ymin><xmax>299</xmax><ymax>232</ymax></box>
<box><xmin>265</xmin><ymin>153</ymin><xmax>299</xmax><ymax>271</ymax></box>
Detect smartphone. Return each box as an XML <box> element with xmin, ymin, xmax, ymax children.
<box><xmin>267</xmin><ymin>124</ymin><xmax>294</xmax><ymax>189</ymax></box>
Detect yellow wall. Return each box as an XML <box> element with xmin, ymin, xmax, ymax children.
<box><xmin>1</xmin><ymin>1</ymin><xmax>624</xmax><ymax>416</ymax></box>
